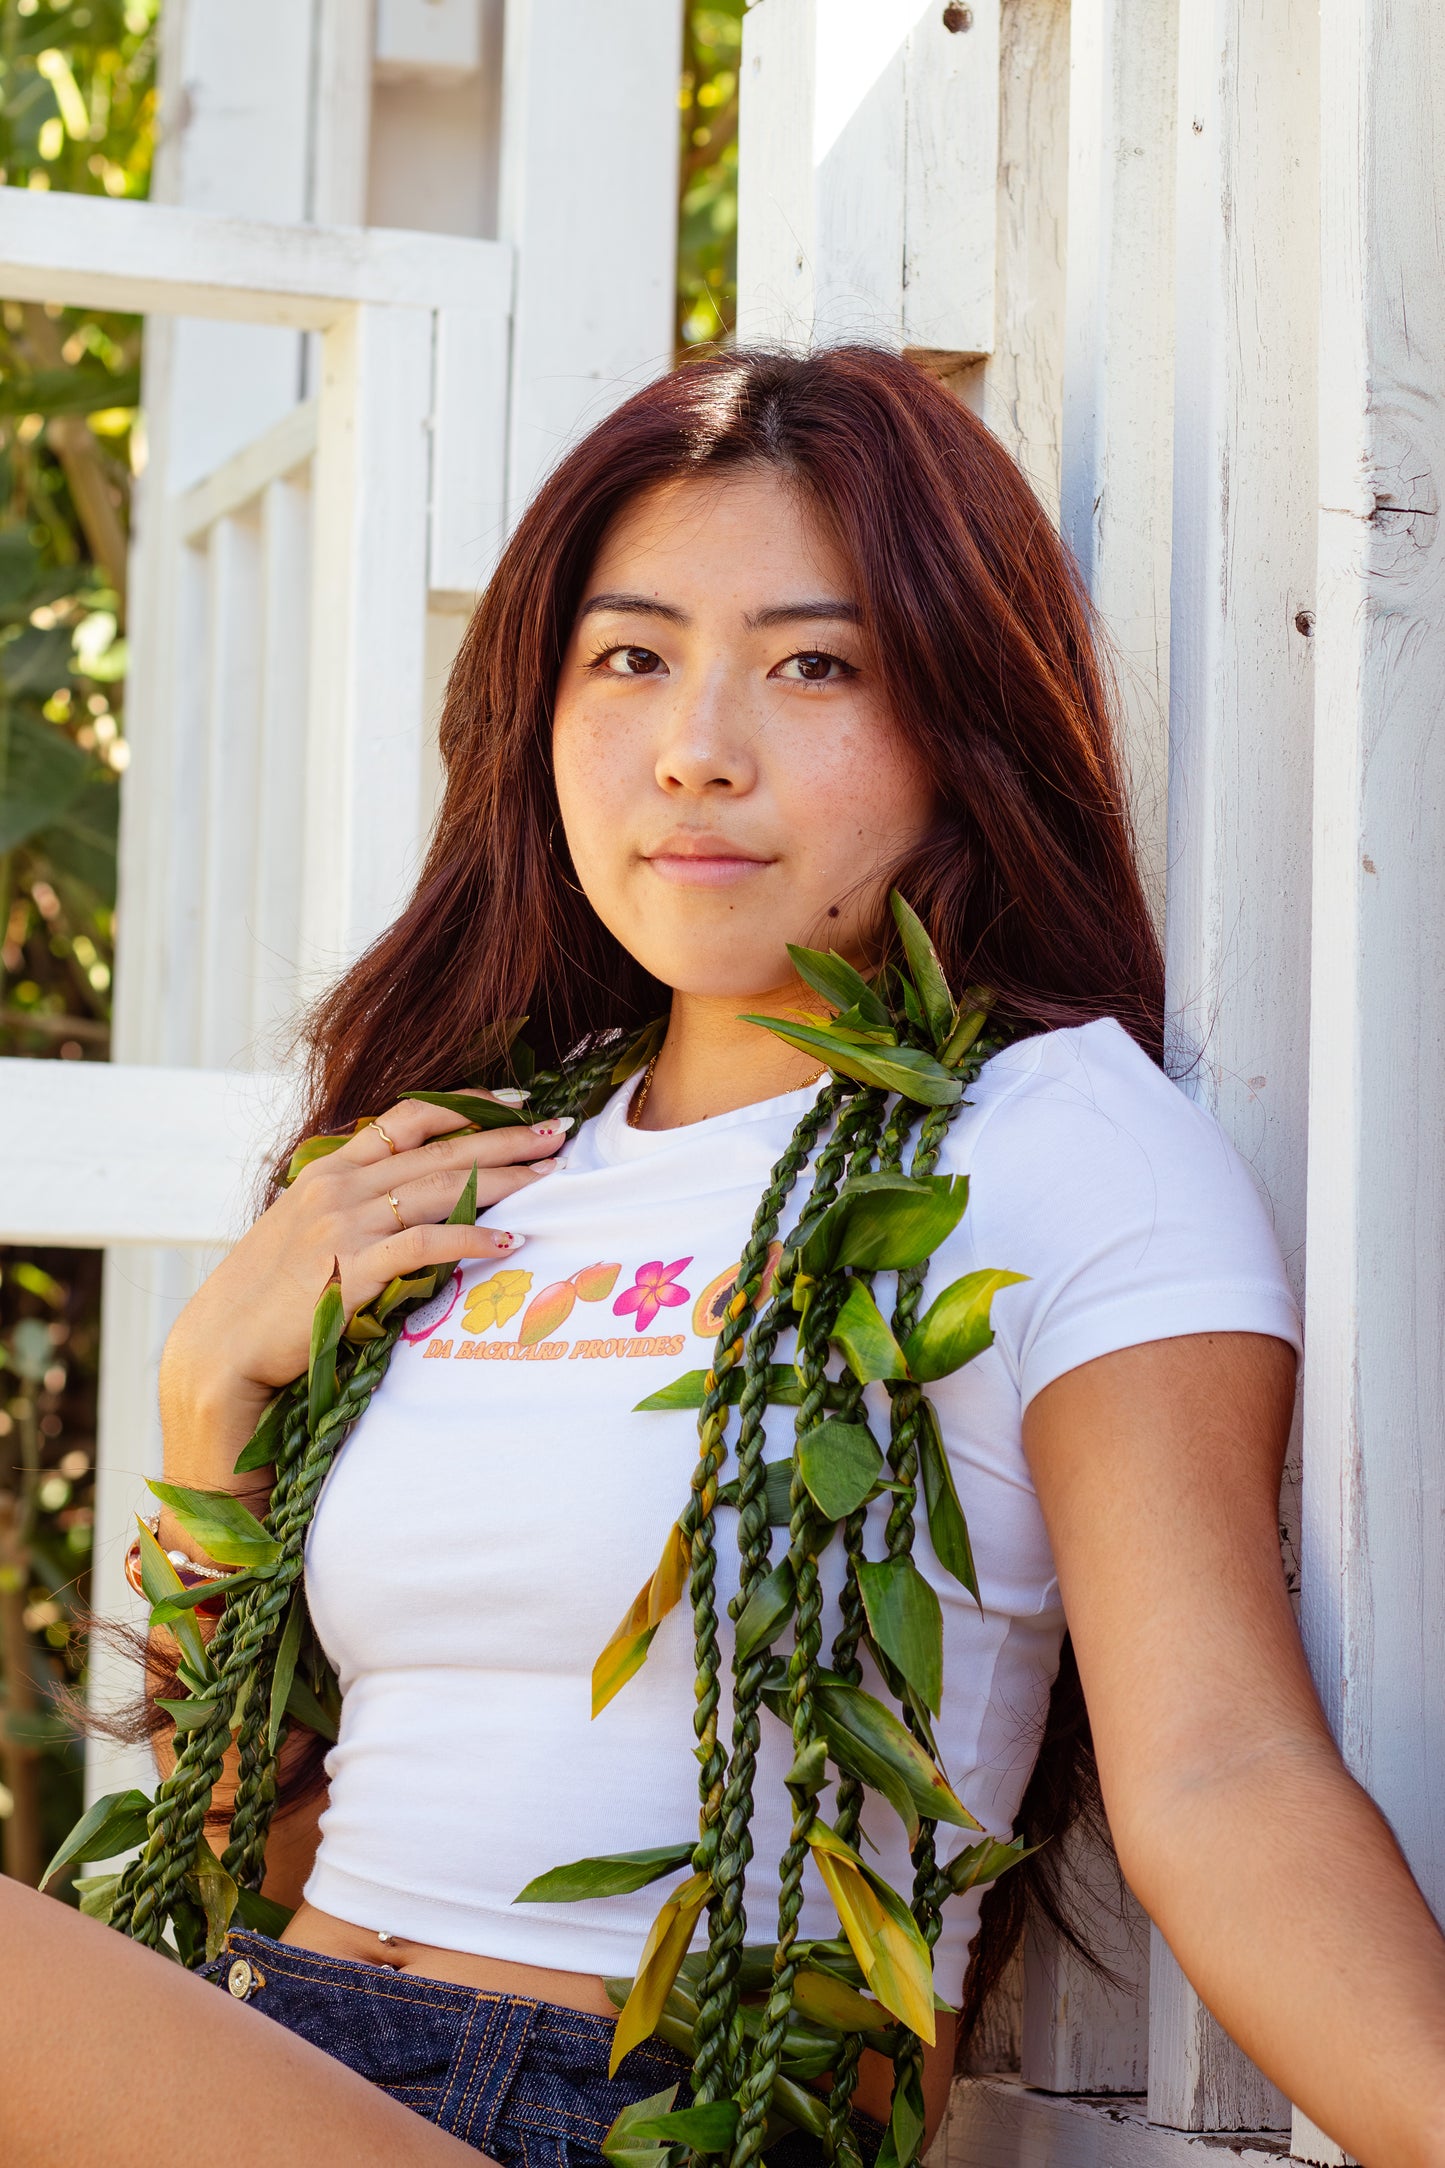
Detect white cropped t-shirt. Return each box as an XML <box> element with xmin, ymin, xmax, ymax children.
<box><xmin>302</xmin><ymin>1018</ymin><xmax>1301</xmax><ymax>1995</ymax></box>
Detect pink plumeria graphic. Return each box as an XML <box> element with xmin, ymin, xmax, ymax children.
<box><xmin>613</xmin><ymin>1257</ymin><xmax>693</xmax><ymax>1332</ymax></box>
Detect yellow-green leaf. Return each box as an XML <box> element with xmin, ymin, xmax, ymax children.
<box><xmin>132</xmin><ymin>1518</ymin><xmax>212</xmax><ymax>1684</ymax></box>
<box><xmin>516</xmin><ymin>1842</ymin><xmax>696</xmax><ymax>1904</ymax></box>
<box><xmin>902</xmin><ymin>1268</ymin><xmax>1028</xmax><ymax>1383</ymax></box>
<box><xmin>592</xmin><ymin>1521</ymin><xmax>690</xmax><ymax>1716</ymax></box>
<box><xmin>806</xmin><ymin>1822</ymin><xmax>936</xmax><ymax>2042</ymax></box>
<box><xmin>308</xmin><ymin>1263</ymin><xmax>346</xmax><ymax>1434</ymax></box>
<box><xmin>830</xmin><ymin>1282</ymin><xmax>909</xmax><ymax>1383</ymax></box>
<box><xmin>793</xmin><ymin>1965</ymin><xmax>888</xmax><ymax>2034</ymax></box>
<box><xmin>41</xmin><ymin>1787</ymin><xmax>153</xmax><ymax>1890</ymax></box>
<box><xmin>146</xmin><ymin>1482</ymin><xmax>281</xmax><ymax>1572</ymax></box>
<box><xmin>858</xmin><ymin>1557</ymin><xmax>943</xmax><ymax>1714</ymax></box>
<box><xmin>940</xmin><ymin>989</ymin><xmax>994</xmax><ymax>1067</ymax></box>
<box><xmin>608</xmin><ymin>1871</ymin><xmax>713</xmax><ymax>2075</ymax></box>
<box><xmin>890</xmin><ymin>893</ymin><xmax>954</xmax><ymax>1046</ymax></box>
<box><xmin>741</xmin><ymin>1014</ymin><xmax>963</xmax><ymax>1107</ymax></box>
<box><xmin>186</xmin><ymin>1835</ymin><xmax>239</xmax><ymax>1962</ymax></box>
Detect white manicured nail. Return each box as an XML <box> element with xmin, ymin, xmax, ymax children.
<box><xmin>530</xmin><ymin>1118</ymin><xmax>574</xmax><ymax>1137</ymax></box>
<box><xmin>492</xmin><ymin>1231</ymin><xmax>526</xmax><ymax>1251</ymax></box>
<box><xmin>492</xmin><ymin>1088</ymin><xmax>530</xmax><ymax>1105</ymax></box>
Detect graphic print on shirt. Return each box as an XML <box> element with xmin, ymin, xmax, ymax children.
<box><xmin>690</xmin><ymin>1242</ymin><xmax>784</xmax><ymax>1338</ymax></box>
<box><xmin>613</xmin><ymin>1257</ymin><xmax>692</xmax><ymax>1331</ymax></box>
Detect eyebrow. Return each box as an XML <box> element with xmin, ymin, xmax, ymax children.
<box><xmin>576</xmin><ymin>592</ymin><xmax>861</xmax><ymax>630</ymax></box>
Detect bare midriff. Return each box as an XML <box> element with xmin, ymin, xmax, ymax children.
<box><xmin>281</xmin><ymin>1901</ymin><xmax>958</xmax><ymax>2137</ymax></box>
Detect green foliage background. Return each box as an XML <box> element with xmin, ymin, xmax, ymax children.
<box><xmin>0</xmin><ymin>0</ymin><xmax>742</xmax><ymax>1891</ymax></box>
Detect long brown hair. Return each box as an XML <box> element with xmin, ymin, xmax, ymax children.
<box><xmin>282</xmin><ymin>346</ymin><xmax>1164</xmax><ymax>2045</ymax></box>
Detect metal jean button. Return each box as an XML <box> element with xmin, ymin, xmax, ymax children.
<box><xmin>227</xmin><ymin>1957</ymin><xmax>255</xmax><ymax>1999</ymax></box>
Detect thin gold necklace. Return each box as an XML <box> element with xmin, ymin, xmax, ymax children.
<box><xmin>626</xmin><ymin>1053</ymin><xmax>829</xmax><ymax>1129</ymax></box>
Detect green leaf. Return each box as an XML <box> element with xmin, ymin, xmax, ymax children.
<box><xmin>308</xmin><ymin>1265</ymin><xmax>346</xmax><ymax>1435</ymax></box>
<box><xmin>902</xmin><ymin>1267</ymin><xmax>1028</xmax><ymax>1382</ymax></box>
<box><xmin>40</xmin><ymin>1787</ymin><xmax>153</xmax><ymax>1889</ymax></box>
<box><xmin>626</xmin><ymin>2104</ymin><xmax>740</xmax><ymax>2151</ymax></box>
<box><xmin>516</xmin><ymin>1843</ymin><xmax>696</xmax><ymax>1904</ymax></box>
<box><xmin>829</xmin><ymin>1282</ymin><xmax>909</xmax><ymax>1383</ymax></box>
<box><xmin>0</xmin><ymin>359</ymin><xmax>141</xmax><ymax>419</ymax></box>
<box><xmin>806</xmin><ymin>1822</ymin><xmax>936</xmax><ymax>2041</ymax></box>
<box><xmin>918</xmin><ymin>1397</ymin><xmax>979</xmax><ymax>1603</ymax></box>
<box><xmin>797</xmin><ymin>1418</ymin><xmax>883</xmax><ymax>1520</ymax></box>
<box><xmin>149</xmin><ymin>1567</ymin><xmax>267</xmax><ymax>1624</ymax></box>
<box><xmin>185</xmin><ymin>1836</ymin><xmax>239</xmax><ymax>1962</ymax></box>
<box><xmin>734</xmin><ymin>1554</ymin><xmax>797</xmax><ymax>1661</ymax></box>
<box><xmin>601</xmin><ymin>2086</ymin><xmax>679</xmax><ymax>2168</ymax></box>
<box><xmin>269</xmin><ymin>1585</ymin><xmax>307</xmax><ymax>1753</ymax></box>
<box><xmin>0</xmin><ymin>623</ymin><xmax>77</xmax><ymax>701</ymax></box>
<box><xmin>785</xmin><ymin>1737</ymin><xmax>829</xmax><ymax>1797</ymax></box>
<box><xmin>718</xmin><ymin>1458</ymin><xmax>794</xmax><ymax>1526</ymax></box>
<box><xmin>132</xmin><ymin>1520</ymin><xmax>212</xmax><ymax>1686</ymax></box>
<box><xmin>858</xmin><ymin>1558</ymin><xmax>944</xmax><ymax>1714</ymax></box>
<box><xmin>0</xmin><ymin>707</ymin><xmax>89</xmax><ymax>849</ymax></box>
<box><xmin>146</xmin><ymin>1481</ymin><xmax>281</xmax><ymax>1571</ymax></box>
<box><xmin>890</xmin><ymin>892</ymin><xmax>955</xmax><ymax>1045</ymax></box>
<box><xmin>395</xmin><ymin>1088</ymin><xmax>531</xmax><ymax>1129</ymax></box>
<box><xmin>234</xmin><ymin>1887</ymin><xmax>295</xmax><ymax>1937</ymax></box>
<box><xmin>74</xmin><ymin>1872</ymin><xmax>121</xmax><ymax>1923</ymax></box>
<box><xmin>940</xmin><ymin>991</ymin><xmax>994</xmax><ymax>1067</ymax></box>
<box><xmin>284</xmin><ymin>1670</ymin><xmax>340</xmax><ymax>1743</ymax></box>
<box><xmin>946</xmin><ymin>1834</ymin><xmax>1034</xmax><ymax>1894</ymax></box>
<box><xmin>742</xmin><ymin>1014</ymin><xmax>963</xmax><ymax>1106</ymax></box>
<box><xmin>878</xmin><ymin>2059</ymin><xmax>927</xmax><ymax>2168</ymax></box>
<box><xmin>767</xmin><ymin>1672</ymin><xmax>979</xmax><ymax>1841</ymax></box>
<box><xmin>34</xmin><ymin>774</ymin><xmax>118</xmax><ymax>905</ymax></box>
<box><xmin>154</xmin><ymin>1696</ymin><xmax>227</xmax><ymax>1733</ymax></box>
<box><xmin>635</xmin><ymin>1364</ymin><xmax>803</xmax><ymax>1413</ymax></box>
<box><xmin>232</xmin><ymin>1388</ymin><xmax>292</xmax><ymax>1475</ymax></box>
<box><xmin>799</xmin><ymin>1172</ymin><xmax>970</xmax><ymax>1276</ymax></box>
<box><xmin>785</xmin><ymin>944</ymin><xmax>890</xmax><ymax>1024</ymax></box>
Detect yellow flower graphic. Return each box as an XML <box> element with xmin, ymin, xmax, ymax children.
<box><xmin>461</xmin><ymin>1268</ymin><xmax>533</xmax><ymax>1334</ymax></box>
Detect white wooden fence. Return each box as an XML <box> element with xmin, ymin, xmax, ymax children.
<box><xmin>3</xmin><ymin>0</ymin><xmax>1442</xmax><ymax>2160</ymax></box>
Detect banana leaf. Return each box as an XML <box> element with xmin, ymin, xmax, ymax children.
<box><xmin>516</xmin><ymin>1842</ymin><xmax>696</xmax><ymax>1904</ymax></box>
<box><xmin>829</xmin><ymin>1282</ymin><xmax>909</xmax><ymax>1383</ymax></box>
<box><xmin>858</xmin><ymin>1557</ymin><xmax>943</xmax><ymax>1714</ymax></box>
<box><xmin>608</xmin><ymin>1871</ymin><xmax>713</xmax><ymax>2075</ymax></box>
<box><xmin>806</xmin><ymin>1822</ymin><xmax>936</xmax><ymax>2042</ymax></box>
<box><xmin>901</xmin><ymin>1267</ymin><xmax>1027</xmax><ymax>1382</ymax></box>
<box><xmin>890</xmin><ymin>894</ymin><xmax>955</xmax><ymax>1046</ymax></box>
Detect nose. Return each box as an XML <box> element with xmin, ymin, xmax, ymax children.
<box><xmin>653</xmin><ymin>657</ymin><xmax>759</xmax><ymax>797</ymax></box>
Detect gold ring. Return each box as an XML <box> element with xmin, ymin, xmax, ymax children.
<box><xmin>386</xmin><ymin>1189</ymin><xmax>406</xmax><ymax>1231</ymax></box>
<box><xmin>374</xmin><ymin>1121</ymin><xmax>398</xmax><ymax>1154</ymax></box>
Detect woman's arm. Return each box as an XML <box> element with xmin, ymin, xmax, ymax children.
<box><xmin>1024</xmin><ymin>1331</ymin><xmax>1445</xmax><ymax>2168</ymax></box>
<box><xmin>0</xmin><ymin>1876</ymin><xmax>478</xmax><ymax>2166</ymax></box>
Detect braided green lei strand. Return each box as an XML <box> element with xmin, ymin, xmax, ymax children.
<box><xmin>52</xmin><ymin>896</ymin><xmax>1031</xmax><ymax>2168</ymax></box>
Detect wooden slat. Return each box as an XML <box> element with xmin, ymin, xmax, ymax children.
<box><xmin>901</xmin><ymin>0</ymin><xmax>998</xmax><ymax>354</ymax></box>
<box><xmin>176</xmin><ymin>399</ymin><xmax>317</xmax><ymax>541</ymax></box>
<box><xmin>1060</xmin><ymin>0</ymin><xmax>1178</xmax><ymax>927</ymax></box>
<box><xmin>0</xmin><ymin>185</ymin><xmax>510</xmax><ymax>328</ymax></box>
<box><xmin>1146</xmin><ymin>1928</ymin><xmax>1287</xmax><ymax>2133</ymax></box>
<box><xmin>300</xmin><ymin>301</ymin><xmax>434</xmax><ymax>979</ymax></box>
<box><xmin>197</xmin><ymin>512</ymin><xmax>264</xmax><ymax>1068</ymax></box>
<box><xmin>1021</xmin><ymin>1830</ymin><xmax>1149</xmax><ymax>2092</ymax></box>
<box><xmin>0</xmin><ymin>1060</ymin><xmax>292</xmax><ymax>1248</ymax></box>
<box><xmin>926</xmin><ymin>2075</ymin><xmax>1288</xmax><ymax>2167</ymax></box>
<box><xmin>497</xmin><ymin>0</ymin><xmax>681</xmax><ymax>521</ymax></box>
<box><xmin>1295</xmin><ymin>0</ymin><xmax>1445</xmax><ymax>2158</ymax></box>
<box><xmin>250</xmin><ymin>472</ymin><xmax>312</xmax><ymax>1050</ymax></box>
<box><xmin>430</xmin><ymin>306</ymin><xmax>510</xmax><ymax>594</ymax></box>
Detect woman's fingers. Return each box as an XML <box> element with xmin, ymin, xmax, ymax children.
<box><xmin>332</xmin><ymin>1087</ymin><xmax>540</xmax><ymax>1170</ymax></box>
<box><xmin>356</xmin><ymin>1217</ymin><xmax>526</xmax><ymax>1286</ymax></box>
<box><xmin>380</xmin><ymin>1156</ymin><xmax>557</xmax><ymax>1234</ymax></box>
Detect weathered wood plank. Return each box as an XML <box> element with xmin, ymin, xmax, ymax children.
<box><xmin>1021</xmin><ymin>1828</ymin><xmax>1149</xmax><ymax>2093</ymax></box>
<box><xmin>0</xmin><ymin>1060</ymin><xmax>292</xmax><ymax>1249</ymax></box>
<box><xmin>176</xmin><ymin>400</ymin><xmax>317</xmax><ymax>542</ymax></box>
<box><xmin>430</xmin><ymin>306</ymin><xmax>510</xmax><ymax>594</ymax></box>
<box><xmin>926</xmin><ymin>2075</ymin><xmax>1288</xmax><ymax>2167</ymax></box>
<box><xmin>0</xmin><ymin>186</ymin><xmax>511</xmax><ymax>328</ymax></box>
<box><xmin>197</xmin><ymin>511</ymin><xmax>264</xmax><ymax>1068</ymax></box>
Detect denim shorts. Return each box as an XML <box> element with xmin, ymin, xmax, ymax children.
<box><xmin>200</xmin><ymin>1931</ymin><xmax>883</xmax><ymax>2168</ymax></box>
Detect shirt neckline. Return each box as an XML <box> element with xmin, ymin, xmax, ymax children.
<box><xmin>588</xmin><ymin>1073</ymin><xmax>832</xmax><ymax>1166</ymax></box>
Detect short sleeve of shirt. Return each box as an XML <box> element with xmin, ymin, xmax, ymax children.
<box><xmin>954</xmin><ymin>1017</ymin><xmax>1302</xmax><ymax>1411</ymax></box>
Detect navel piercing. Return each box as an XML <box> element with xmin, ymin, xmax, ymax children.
<box><xmin>377</xmin><ymin>1930</ymin><xmax>398</xmax><ymax>1945</ymax></box>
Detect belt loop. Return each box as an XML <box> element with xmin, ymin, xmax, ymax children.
<box><xmin>438</xmin><ymin>1991</ymin><xmax>540</xmax><ymax>2149</ymax></box>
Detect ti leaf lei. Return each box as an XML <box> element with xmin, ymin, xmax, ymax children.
<box><xmin>48</xmin><ymin>893</ymin><xmax>1032</xmax><ymax>2168</ymax></box>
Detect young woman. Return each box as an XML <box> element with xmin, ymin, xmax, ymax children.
<box><xmin>8</xmin><ymin>348</ymin><xmax>1445</xmax><ymax>2168</ymax></box>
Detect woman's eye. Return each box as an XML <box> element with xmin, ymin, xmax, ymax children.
<box><xmin>601</xmin><ymin>645</ymin><xmax>665</xmax><ymax>677</ymax></box>
<box><xmin>772</xmin><ymin>650</ymin><xmax>856</xmax><ymax>683</ymax></box>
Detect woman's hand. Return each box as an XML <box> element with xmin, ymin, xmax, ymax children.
<box><xmin>157</xmin><ymin>1093</ymin><xmax>569</xmax><ymax>1500</ymax></box>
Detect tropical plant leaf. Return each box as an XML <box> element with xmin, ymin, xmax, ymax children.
<box><xmin>785</xmin><ymin>1736</ymin><xmax>829</xmax><ymax>1797</ymax></box>
<box><xmin>0</xmin><ymin>707</ymin><xmax>89</xmax><ymax>849</ymax></box>
<box><xmin>812</xmin><ymin>1672</ymin><xmax>978</xmax><ymax>1833</ymax></box>
<box><xmin>186</xmin><ymin>1836</ymin><xmax>239</xmax><ymax>1962</ymax></box>
<box><xmin>145</xmin><ymin>1481</ymin><xmax>281</xmax><ymax>1572</ymax></box>
<box><xmin>890</xmin><ymin>893</ymin><xmax>955</xmax><ymax>1046</ymax></box>
<box><xmin>792</xmin><ymin>1966</ymin><xmax>888</xmax><ymax>2034</ymax></box>
<box><xmin>734</xmin><ymin>1553</ymin><xmax>797</xmax><ymax>1661</ymax></box>
<box><xmin>945</xmin><ymin>1834</ymin><xmax>1034</xmax><ymax>1894</ymax></box>
<box><xmin>858</xmin><ymin>1557</ymin><xmax>943</xmax><ymax>1714</ymax></box>
<box><xmin>75</xmin><ymin>1872</ymin><xmax>121</xmax><ymax>1923</ymax></box>
<box><xmin>394</xmin><ymin>1088</ymin><xmax>530</xmax><ymax>1129</ymax></box>
<box><xmin>718</xmin><ymin>1457</ymin><xmax>797</xmax><ymax>1527</ymax></box>
<box><xmin>154</xmin><ymin>1695</ymin><xmax>226</xmax><ymax>1732</ymax></box>
<box><xmin>626</xmin><ymin>2103</ymin><xmax>741</xmax><ymax>2150</ymax></box>
<box><xmin>608</xmin><ymin>1871</ymin><xmax>714</xmax><ymax>2075</ymax></box>
<box><xmin>635</xmin><ymin>1364</ymin><xmax>805</xmax><ymax>1413</ymax></box>
<box><xmin>40</xmin><ymin>1787</ymin><xmax>153</xmax><ymax>1890</ymax></box>
<box><xmin>268</xmin><ymin>1585</ymin><xmax>307</xmax><ymax>1752</ymax></box>
<box><xmin>797</xmin><ymin>1418</ymin><xmax>883</xmax><ymax>1520</ymax></box>
<box><xmin>917</xmin><ymin>1397</ymin><xmax>979</xmax><ymax>1604</ymax></box>
<box><xmin>284</xmin><ymin>1128</ymin><xmax>360</xmax><ymax>1184</ymax></box>
<box><xmin>785</xmin><ymin>944</ymin><xmax>890</xmax><ymax>1024</ymax></box>
<box><xmin>593</xmin><ymin>1520</ymin><xmax>691</xmax><ymax>1716</ymax></box>
<box><xmin>940</xmin><ymin>991</ymin><xmax>994</xmax><ymax>1067</ymax></box>
<box><xmin>741</xmin><ymin>1014</ymin><xmax>963</xmax><ymax>1106</ymax></box>
<box><xmin>829</xmin><ymin>1282</ymin><xmax>909</xmax><ymax>1383</ymax></box>
<box><xmin>601</xmin><ymin>2085</ymin><xmax>680</xmax><ymax>2168</ymax></box>
<box><xmin>148</xmin><ymin>1568</ymin><xmax>266</xmax><ymax>1625</ymax></box>
<box><xmin>34</xmin><ymin>774</ymin><xmax>118</xmax><ymax>904</ymax></box>
<box><xmin>0</xmin><ymin>359</ymin><xmax>141</xmax><ymax>418</ymax></box>
<box><xmin>805</xmin><ymin>1822</ymin><xmax>936</xmax><ymax>2041</ymax></box>
<box><xmin>345</xmin><ymin>1266</ymin><xmax>438</xmax><ymax>1345</ymax></box>
<box><xmin>132</xmin><ymin>1519</ymin><xmax>212</xmax><ymax>1685</ymax></box>
<box><xmin>901</xmin><ymin>1268</ymin><xmax>1027</xmax><ymax>1382</ymax></box>
<box><xmin>232</xmin><ymin>1388</ymin><xmax>292</xmax><ymax>1475</ymax></box>
<box><xmin>516</xmin><ymin>1842</ymin><xmax>696</xmax><ymax>1904</ymax></box>
<box><xmin>307</xmin><ymin>1263</ymin><xmax>345</xmax><ymax>1434</ymax></box>
<box><xmin>283</xmin><ymin>1670</ymin><xmax>340</xmax><ymax>1743</ymax></box>
<box><xmin>799</xmin><ymin>1173</ymin><xmax>969</xmax><ymax>1276</ymax></box>
<box><xmin>877</xmin><ymin>2059</ymin><xmax>927</xmax><ymax>2168</ymax></box>
<box><xmin>234</xmin><ymin>1887</ymin><xmax>295</xmax><ymax>1937</ymax></box>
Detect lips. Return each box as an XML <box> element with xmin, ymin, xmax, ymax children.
<box><xmin>642</xmin><ymin>833</ymin><xmax>774</xmax><ymax>888</ymax></box>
